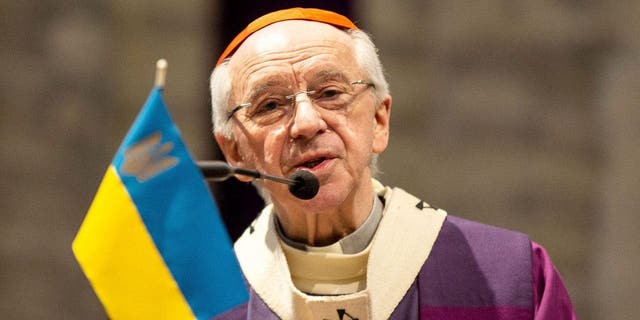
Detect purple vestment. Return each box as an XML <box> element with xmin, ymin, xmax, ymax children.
<box><xmin>216</xmin><ymin>215</ymin><xmax>577</xmax><ymax>319</ymax></box>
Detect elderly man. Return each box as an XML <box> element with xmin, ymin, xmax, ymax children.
<box><xmin>210</xmin><ymin>8</ymin><xmax>576</xmax><ymax>320</ymax></box>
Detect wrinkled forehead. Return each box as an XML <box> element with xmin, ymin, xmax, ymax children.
<box><xmin>228</xmin><ymin>20</ymin><xmax>358</xmax><ymax>80</ymax></box>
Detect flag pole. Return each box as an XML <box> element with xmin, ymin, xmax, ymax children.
<box><xmin>154</xmin><ymin>59</ymin><xmax>168</xmax><ymax>88</ymax></box>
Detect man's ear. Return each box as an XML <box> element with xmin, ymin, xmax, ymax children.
<box><xmin>214</xmin><ymin>133</ymin><xmax>252</xmax><ymax>182</ymax></box>
<box><xmin>372</xmin><ymin>95</ymin><xmax>391</xmax><ymax>154</ymax></box>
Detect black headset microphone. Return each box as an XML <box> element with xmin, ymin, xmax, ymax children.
<box><xmin>196</xmin><ymin>161</ymin><xmax>320</xmax><ymax>200</ymax></box>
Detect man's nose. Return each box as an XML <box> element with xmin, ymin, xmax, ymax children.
<box><xmin>289</xmin><ymin>93</ymin><xmax>327</xmax><ymax>139</ymax></box>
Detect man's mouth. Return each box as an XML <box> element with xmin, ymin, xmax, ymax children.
<box><xmin>300</xmin><ymin>157</ymin><xmax>327</xmax><ymax>169</ymax></box>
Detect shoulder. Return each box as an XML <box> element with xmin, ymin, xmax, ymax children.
<box><xmin>419</xmin><ymin>215</ymin><xmax>534</xmax><ymax>308</ymax></box>
<box><xmin>430</xmin><ymin>215</ymin><xmax>533</xmax><ymax>274</ymax></box>
<box><xmin>441</xmin><ymin>215</ymin><xmax>531</xmax><ymax>247</ymax></box>
<box><xmin>380</xmin><ymin>182</ymin><xmax>532</xmax><ymax>267</ymax></box>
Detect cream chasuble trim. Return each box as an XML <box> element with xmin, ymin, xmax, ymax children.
<box><xmin>233</xmin><ymin>181</ymin><xmax>447</xmax><ymax>320</ymax></box>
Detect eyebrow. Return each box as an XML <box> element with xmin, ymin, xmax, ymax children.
<box><xmin>244</xmin><ymin>75</ymin><xmax>292</xmax><ymax>102</ymax></box>
<box><xmin>240</xmin><ymin>70</ymin><xmax>352</xmax><ymax>102</ymax></box>
<box><xmin>306</xmin><ymin>70</ymin><xmax>351</xmax><ymax>86</ymax></box>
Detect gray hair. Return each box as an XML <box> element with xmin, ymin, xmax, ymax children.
<box><xmin>209</xmin><ymin>28</ymin><xmax>389</xmax><ymax>179</ymax></box>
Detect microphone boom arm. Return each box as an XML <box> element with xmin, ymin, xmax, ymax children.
<box><xmin>197</xmin><ymin>160</ymin><xmax>295</xmax><ymax>185</ymax></box>
<box><xmin>196</xmin><ymin>160</ymin><xmax>320</xmax><ymax>200</ymax></box>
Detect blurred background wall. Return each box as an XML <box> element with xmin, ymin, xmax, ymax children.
<box><xmin>1</xmin><ymin>1</ymin><xmax>638</xmax><ymax>319</ymax></box>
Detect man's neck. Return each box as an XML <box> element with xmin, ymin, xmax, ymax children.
<box><xmin>276</xmin><ymin>195</ymin><xmax>383</xmax><ymax>254</ymax></box>
<box><xmin>273</xmin><ymin>180</ymin><xmax>375</xmax><ymax>247</ymax></box>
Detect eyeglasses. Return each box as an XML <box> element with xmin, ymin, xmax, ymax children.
<box><xmin>226</xmin><ymin>80</ymin><xmax>375</xmax><ymax>126</ymax></box>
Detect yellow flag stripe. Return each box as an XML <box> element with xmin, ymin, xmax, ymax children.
<box><xmin>72</xmin><ymin>166</ymin><xmax>195</xmax><ymax>319</ymax></box>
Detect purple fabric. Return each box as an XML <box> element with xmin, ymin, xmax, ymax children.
<box><xmin>215</xmin><ymin>216</ymin><xmax>577</xmax><ymax>319</ymax></box>
<box><xmin>391</xmin><ymin>216</ymin><xmax>534</xmax><ymax>319</ymax></box>
<box><xmin>421</xmin><ymin>306</ymin><xmax>532</xmax><ymax>319</ymax></box>
<box><xmin>388</xmin><ymin>281</ymin><xmax>421</xmax><ymax>320</ymax></box>
<box><xmin>531</xmin><ymin>242</ymin><xmax>578</xmax><ymax>320</ymax></box>
<box><xmin>212</xmin><ymin>287</ymin><xmax>278</xmax><ymax>320</ymax></box>
<box><xmin>418</xmin><ymin>216</ymin><xmax>533</xmax><ymax>307</ymax></box>
<box><xmin>211</xmin><ymin>304</ymin><xmax>246</xmax><ymax>320</ymax></box>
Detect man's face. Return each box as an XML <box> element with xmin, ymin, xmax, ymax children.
<box><xmin>216</xmin><ymin>21</ymin><xmax>391</xmax><ymax>213</ymax></box>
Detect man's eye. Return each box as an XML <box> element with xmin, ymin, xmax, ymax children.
<box><xmin>262</xmin><ymin>101</ymin><xmax>279</xmax><ymax>111</ymax></box>
<box><xmin>317</xmin><ymin>88</ymin><xmax>344</xmax><ymax>99</ymax></box>
<box><xmin>251</xmin><ymin>99</ymin><xmax>283</xmax><ymax>116</ymax></box>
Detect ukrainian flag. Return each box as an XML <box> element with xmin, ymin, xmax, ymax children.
<box><xmin>72</xmin><ymin>86</ymin><xmax>248</xmax><ymax>319</ymax></box>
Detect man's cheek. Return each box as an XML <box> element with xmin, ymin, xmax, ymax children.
<box><xmin>263</xmin><ymin>129</ymin><xmax>288</xmax><ymax>166</ymax></box>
